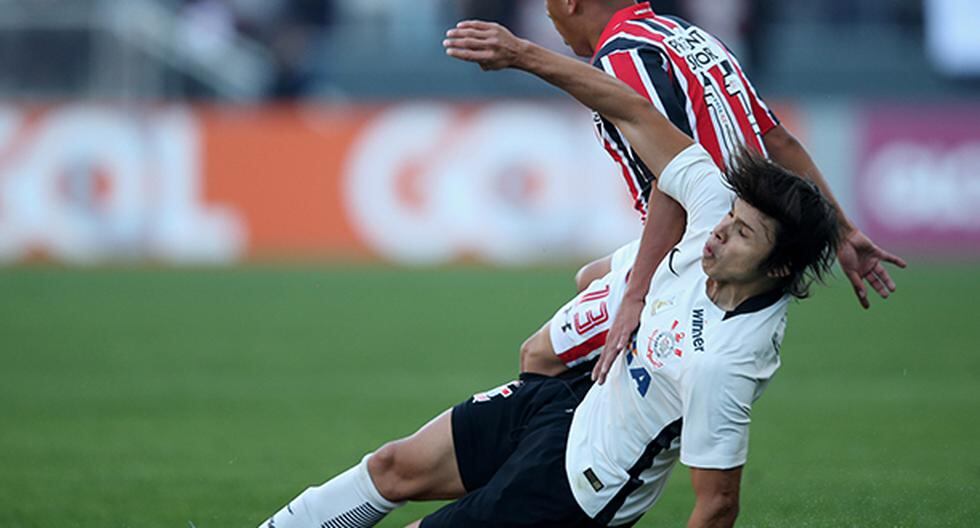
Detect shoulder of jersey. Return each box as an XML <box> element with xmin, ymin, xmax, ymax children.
<box><xmin>716</xmin><ymin>301</ymin><xmax>788</xmax><ymax>353</ymax></box>
<box><xmin>595</xmin><ymin>18</ymin><xmax>669</xmax><ymax>56</ymax></box>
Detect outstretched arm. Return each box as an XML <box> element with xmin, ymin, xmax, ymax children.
<box><xmin>444</xmin><ymin>21</ymin><xmax>694</xmax><ymax>176</ymax></box>
<box><xmin>446</xmin><ymin>21</ymin><xmax>699</xmax><ymax>384</ymax></box>
<box><xmin>763</xmin><ymin>126</ymin><xmax>907</xmax><ymax>308</ymax></box>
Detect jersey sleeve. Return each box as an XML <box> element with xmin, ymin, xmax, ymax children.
<box><xmin>656</xmin><ymin>144</ymin><xmax>732</xmax><ymax>236</ymax></box>
<box><xmin>596</xmin><ymin>45</ymin><xmax>693</xmax><ymax>139</ymax></box>
<box><xmin>679</xmin><ymin>352</ymin><xmax>759</xmax><ymax>469</ymax></box>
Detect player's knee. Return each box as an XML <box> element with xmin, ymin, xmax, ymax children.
<box><xmin>520</xmin><ymin>330</ymin><xmax>565</xmax><ymax>376</ymax></box>
<box><xmin>574</xmin><ymin>263</ymin><xmax>593</xmax><ymax>292</ymax></box>
<box><xmin>709</xmin><ymin>496</ymin><xmax>740</xmax><ymax>523</ymax></box>
<box><xmin>519</xmin><ymin>335</ymin><xmax>541</xmax><ymax>371</ymax></box>
<box><xmin>575</xmin><ymin>258</ymin><xmax>610</xmax><ymax>292</ymax></box>
<box><xmin>367</xmin><ymin>441</ymin><xmax>417</xmax><ymax>502</ymax></box>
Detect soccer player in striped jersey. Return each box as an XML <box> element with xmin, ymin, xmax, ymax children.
<box><xmin>512</xmin><ymin>1</ymin><xmax>905</xmax><ymax>378</ymax></box>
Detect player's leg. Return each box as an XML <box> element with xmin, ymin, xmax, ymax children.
<box><xmin>522</xmin><ymin>246</ymin><xmax>636</xmax><ymax>376</ymax></box>
<box><xmin>522</xmin><ymin>240</ymin><xmax>638</xmax><ymax>376</ymax></box>
<box><xmin>419</xmin><ymin>375</ymin><xmax>596</xmax><ymax>528</ymax></box>
<box><xmin>519</xmin><ymin>323</ymin><xmax>566</xmax><ymax>376</ymax></box>
<box><xmin>258</xmin><ymin>410</ymin><xmax>462</xmax><ymax>528</ymax></box>
<box><xmin>574</xmin><ymin>254</ymin><xmax>612</xmax><ymax>292</ymax></box>
<box><xmin>520</xmin><ymin>272</ymin><xmax>622</xmax><ymax>375</ymax></box>
<box><xmin>259</xmin><ymin>373</ymin><xmax>542</xmax><ymax>528</ymax></box>
<box><xmin>368</xmin><ymin>410</ymin><xmax>464</xmax><ymax>501</ymax></box>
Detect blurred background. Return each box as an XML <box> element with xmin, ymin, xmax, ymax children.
<box><xmin>1</xmin><ymin>1</ymin><xmax>978</xmax><ymax>527</ymax></box>
<box><xmin>0</xmin><ymin>0</ymin><xmax>978</xmax><ymax>265</ymax></box>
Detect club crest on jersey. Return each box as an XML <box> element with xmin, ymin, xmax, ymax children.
<box><xmin>646</xmin><ymin>320</ymin><xmax>686</xmax><ymax>368</ymax></box>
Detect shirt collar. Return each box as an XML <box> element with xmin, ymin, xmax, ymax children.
<box><xmin>722</xmin><ymin>288</ymin><xmax>786</xmax><ymax>321</ymax></box>
<box><xmin>593</xmin><ymin>2</ymin><xmax>655</xmax><ymax>61</ymax></box>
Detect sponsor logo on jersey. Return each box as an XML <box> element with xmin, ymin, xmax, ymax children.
<box><xmin>649</xmin><ymin>295</ymin><xmax>676</xmax><ymax>316</ymax></box>
<box><xmin>584</xmin><ymin>468</ymin><xmax>605</xmax><ymax>492</ymax></box>
<box><xmin>691</xmin><ymin>308</ymin><xmax>705</xmax><ymax>353</ymax></box>
<box><xmin>664</xmin><ymin>27</ymin><xmax>725</xmax><ymax>74</ymax></box>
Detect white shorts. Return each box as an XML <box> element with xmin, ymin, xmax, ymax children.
<box><xmin>548</xmin><ymin>239</ymin><xmax>638</xmax><ymax>368</ymax></box>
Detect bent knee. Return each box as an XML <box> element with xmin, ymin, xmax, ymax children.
<box><xmin>519</xmin><ymin>335</ymin><xmax>537</xmax><ymax>367</ymax></box>
<box><xmin>368</xmin><ymin>441</ymin><xmax>417</xmax><ymax>502</ymax></box>
<box><xmin>520</xmin><ymin>329</ymin><xmax>566</xmax><ymax>376</ymax></box>
<box><xmin>575</xmin><ymin>257</ymin><xmax>611</xmax><ymax>292</ymax></box>
<box><xmin>574</xmin><ymin>264</ymin><xmax>593</xmax><ymax>293</ymax></box>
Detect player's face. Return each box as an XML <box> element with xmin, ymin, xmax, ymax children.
<box><xmin>701</xmin><ymin>198</ymin><xmax>779</xmax><ymax>284</ymax></box>
<box><xmin>545</xmin><ymin>0</ymin><xmax>591</xmax><ymax>57</ymax></box>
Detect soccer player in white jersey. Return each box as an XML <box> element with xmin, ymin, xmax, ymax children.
<box><xmin>257</xmin><ymin>24</ymin><xmax>843</xmax><ymax>528</ymax></box>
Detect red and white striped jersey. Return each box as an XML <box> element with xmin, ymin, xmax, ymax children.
<box><xmin>591</xmin><ymin>2</ymin><xmax>779</xmax><ymax>218</ymax></box>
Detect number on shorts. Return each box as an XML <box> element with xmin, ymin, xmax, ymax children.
<box><xmin>574</xmin><ymin>302</ymin><xmax>609</xmax><ymax>335</ymax></box>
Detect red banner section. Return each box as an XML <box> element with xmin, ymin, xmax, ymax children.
<box><xmin>200</xmin><ymin>106</ymin><xmax>373</xmax><ymax>259</ymax></box>
<box><xmin>5</xmin><ymin>100</ymin><xmax>974</xmax><ymax>265</ymax></box>
<box><xmin>857</xmin><ymin>105</ymin><xmax>980</xmax><ymax>255</ymax></box>
<box><xmin>0</xmin><ymin>106</ymin><xmax>243</xmax><ymax>263</ymax></box>
<box><xmin>0</xmin><ymin>103</ymin><xmax>644</xmax><ymax>265</ymax></box>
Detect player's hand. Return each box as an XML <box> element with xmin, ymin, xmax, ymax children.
<box><xmin>443</xmin><ymin>20</ymin><xmax>529</xmax><ymax>71</ymax></box>
<box><xmin>592</xmin><ymin>295</ymin><xmax>644</xmax><ymax>385</ymax></box>
<box><xmin>837</xmin><ymin>228</ymin><xmax>907</xmax><ymax>309</ymax></box>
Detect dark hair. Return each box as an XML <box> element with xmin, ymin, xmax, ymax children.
<box><xmin>724</xmin><ymin>148</ymin><xmax>841</xmax><ymax>299</ymax></box>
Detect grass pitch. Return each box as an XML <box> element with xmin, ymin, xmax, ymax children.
<box><xmin>0</xmin><ymin>264</ymin><xmax>977</xmax><ymax>527</ymax></box>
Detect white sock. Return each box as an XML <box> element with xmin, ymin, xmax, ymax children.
<box><xmin>258</xmin><ymin>454</ymin><xmax>404</xmax><ymax>528</ymax></box>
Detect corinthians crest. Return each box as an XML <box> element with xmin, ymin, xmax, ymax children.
<box><xmin>646</xmin><ymin>320</ymin><xmax>686</xmax><ymax>369</ymax></box>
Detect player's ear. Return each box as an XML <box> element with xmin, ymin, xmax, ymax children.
<box><xmin>566</xmin><ymin>0</ymin><xmax>580</xmax><ymax>16</ymax></box>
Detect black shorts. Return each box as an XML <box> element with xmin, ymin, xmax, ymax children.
<box><xmin>420</xmin><ymin>371</ymin><xmax>604</xmax><ymax>528</ymax></box>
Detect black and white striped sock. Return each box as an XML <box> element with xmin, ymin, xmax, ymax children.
<box><xmin>258</xmin><ymin>454</ymin><xmax>403</xmax><ymax>528</ymax></box>
<box><xmin>320</xmin><ymin>502</ymin><xmax>386</xmax><ymax>528</ymax></box>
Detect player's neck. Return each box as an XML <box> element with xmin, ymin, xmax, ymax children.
<box><xmin>586</xmin><ymin>2</ymin><xmax>633</xmax><ymax>53</ymax></box>
<box><xmin>705</xmin><ymin>277</ymin><xmax>779</xmax><ymax>312</ymax></box>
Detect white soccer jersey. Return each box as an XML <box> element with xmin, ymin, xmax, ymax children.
<box><xmin>565</xmin><ymin>145</ymin><xmax>788</xmax><ymax>526</ymax></box>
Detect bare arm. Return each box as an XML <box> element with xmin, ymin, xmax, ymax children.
<box><xmin>688</xmin><ymin>467</ymin><xmax>742</xmax><ymax>528</ymax></box>
<box><xmin>593</xmin><ymin>185</ymin><xmax>685</xmax><ymax>383</ymax></box>
<box><xmin>444</xmin><ymin>21</ymin><xmax>693</xmax><ymax>176</ymax></box>
<box><xmin>763</xmin><ymin>125</ymin><xmax>907</xmax><ymax>308</ymax></box>
<box><xmin>446</xmin><ymin>21</ymin><xmax>697</xmax><ymax>384</ymax></box>
<box><xmin>764</xmin><ymin>125</ymin><xmax>851</xmax><ymax>232</ymax></box>
<box><xmin>514</xmin><ymin>42</ymin><xmax>689</xmax><ymax>355</ymax></box>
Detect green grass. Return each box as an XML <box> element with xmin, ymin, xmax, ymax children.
<box><xmin>0</xmin><ymin>264</ymin><xmax>977</xmax><ymax>527</ymax></box>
